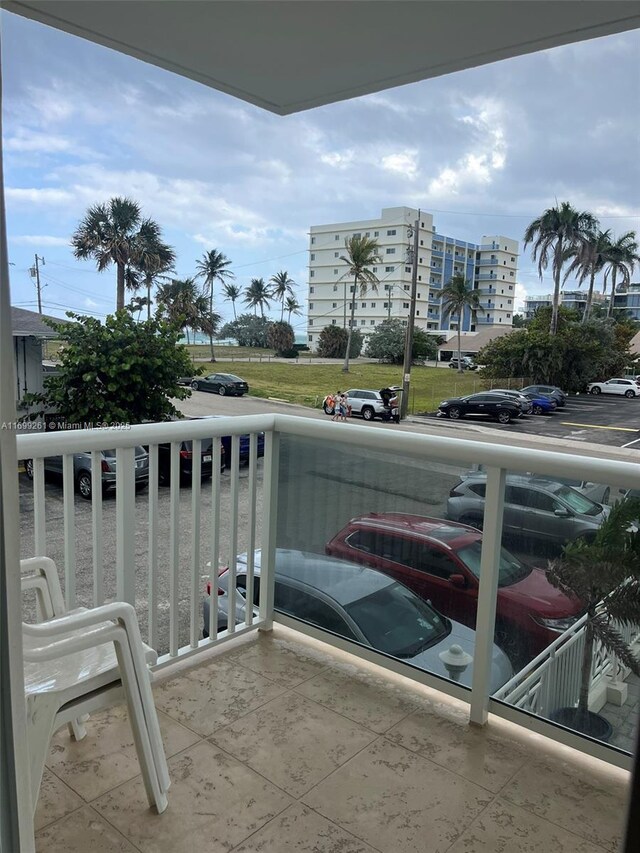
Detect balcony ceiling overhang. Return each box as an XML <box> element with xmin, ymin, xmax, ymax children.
<box><xmin>3</xmin><ymin>1</ymin><xmax>640</xmax><ymax>115</ymax></box>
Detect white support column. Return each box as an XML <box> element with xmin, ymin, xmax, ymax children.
<box><xmin>115</xmin><ymin>446</ymin><xmax>136</xmax><ymax>604</ymax></box>
<box><xmin>470</xmin><ymin>465</ymin><xmax>506</xmax><ymax>726</ymax></box>
<box><xmin>0</xmin><ymin>36</ymin><xmax>36</xmax><ymax>848</ymax></box>
<box><xmin>33</xmin><ymin>457</ymin><xmax>46</xmax><ymax>556</ymax></box>
<box><xmin>62</xmin><ymin>454</ymin><xmax>76</xmax><ymax>609</ymax></box>
<box><xmin>90</xmin><ymin>451</ymin><xmax>104</xmax><ymax>605</ymax></box>
<box><xmin>148</xmin><ymin>445</ymin><xmax>159</xmax><ymax>649</ymax></box>
<box><xmin>259</xmin><ymin>430</ymin><xmax>280</xmax><ymax>631</ymax></box>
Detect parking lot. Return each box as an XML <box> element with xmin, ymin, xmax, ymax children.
<box><xmin>426</xmin><ymin>392</ymin><xmax>640</xmax><ymax>449</ymax></box>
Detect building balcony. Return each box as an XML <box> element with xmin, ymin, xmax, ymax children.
<box><xmin>477</xmin><ymin>258</ymin><xmax>499</xmax><ymax>266</ymax></box>
<box><xmin>431</xmin><ymin>249</ymin><xmax>443</xmax><ymax>258</ymax></box>
<box><xmin>477</xmin><ymin>273</ymin><xmax>498</xmax><ymax>281</ymax></box>
<box><xmin>15</xmin><ymin>415</ymin><xmax>638</xmax><ymax>851</ymax></box>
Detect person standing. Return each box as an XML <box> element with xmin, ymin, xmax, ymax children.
<box><xmin>331</xmin><ymin>392</ymin><xmax>341</xmax><ymax>421</ymax></box>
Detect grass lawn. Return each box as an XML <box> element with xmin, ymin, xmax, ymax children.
<box><xmin>191</xmin><ymin>361</ymin><xmax>505</xmax><ymax>413</ymax></box>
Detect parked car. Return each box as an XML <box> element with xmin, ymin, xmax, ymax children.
<box><xmin>543</xmin><ymin>476</ymin><xmax>611</xmax><ymax>506</ymax></box>
<box><xmin>587</xmin><ymin>378</ymin><xmax>640</xmax><ymax>397</ymax></box>
<box><xmin>157</xmin><ymin>438</ymin><xmax>225</xmax><ymax>486</ymax></box>
<box><xmin>204</xmin><ymin>548</ymin><xmax>513</xmax><ymax>691</ymax></box>
<box><xmin>446</xmin><ymin>473</ymin><xmax>610</xmax><ymax>547</ymax></box>
<box><xmin>519</xmin><ymin>385</ymin><xmax>567</xmax><ymax>407</ymax></box>
<box><xmin>24</xmin><ymin>446</ymin><xmax>149</xmax><ymax>500</ymax></box>
<box><xmin>325</xmin><ymin>513</ymin><xmax>583</xmax><ymax>661</ymax></box>
<box><xmin>448</xmin><ymin>357</ymin><xmax>477</xmax><ymax>370</ymax></box>
<box><xmin>486</xmin><ymin>389</ymin><xmax>533</xmax><ymax>414</ymax></box>
<box><xmin>518</xmin><ymin>390</ymin><xmax>557</xmax><ymax>414</ymax></box>
<box><xmin>189</xmin><ymin>415</ymin><xmax>265</xmax><ymax>464</ymax></box>
<box><xmin>437</xmin><ymin>393</ymin><xmax>522</xmax><ymax>424</ymax></box>
<box><xmin>323</xmin><ymin>389</ymin><xmax>394</xmax><ymax>421</ymax></box>
<box><xmin>191</xmin><ymin>373</ymin><xmax>248</xmax><ymax>396</ymax></box>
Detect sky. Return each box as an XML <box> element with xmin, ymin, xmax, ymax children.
<box><xmin>1</xmin><ymin>10</ymin><xmax>639</xmax><ymax>336</ymax></box>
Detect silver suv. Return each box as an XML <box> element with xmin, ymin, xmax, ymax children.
<box><xmin>344</xmin><ymin>389</ymin><xmax>390</xmax><ymax>421</ymax></box>
<box><xmin>447</xmin><ymin>473</ymin><xmax>610</xmax><ymax>548</ymax></box>
<box><xmin>25</xmin><ymin>447</ymin><xmax>149</xmax><ymax>499</ymax></box>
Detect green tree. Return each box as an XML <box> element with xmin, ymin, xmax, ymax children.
<box><xmin>563</xmin><ymin>229</ymin><xmax>611</xmax><ymax>323</ymax></box>
<box><xmin>523</xmin><ymin>201</ymin><xmax>598</xmax><ymax>335</ymax></box>
<box><xmin>129</xmin><ymin>231</ymin><xmax>175</xmax><ymax>320</ymax></box>
<box><xmin>223</xmin><ymin>283</ymin><xmax>241</xmax><ymax>319</ymax></box>
<box><xmin>195</xmin><ymin>249</ymin><xmax>235</xmax><ymax>361</ymax></box>
<box><xmin>339</xmin><ymin>235</ymin><xmax>381</xmax><ymax>372</ymax></box>
<box><xmin>243</xmin><ymin>278</ymin><xmax>272</xmax><ymax>317</ymax></box>
<box><xmin>547</xmin><ymin>497</ymin><xmax>640</xmax><ymax>728</ymax></box>
<box><xmin>266</xmin><ymin>320</ymin><xmax>295</xmax><ymax>356</ymax></box>
<box><xmin>284</xmin><ymin>295</ymin><xmax>302</xmax><ymax>323</ymax></box>
<box><xmin>218</xmin><ymin>314</ymin><xmax>272</xmax><ymax>347</ymax></box>
<box><xmin>155</xmin><ymin>278</ymin><xmax>202</xmax><ymax>343</ymax></box>
<box><xmin>269</xmin><ymin>271</ymin><xmax>296</xmax><ymax>320</ymax></box>
<box><xmin>71</xmin><ymin>197</ymin><xmax>170</xmax><ymax>311</ymax></box>
<box><xmin>316</xmin><ymin>325</ymin><xmax>363</xmax><ymax>359</ymax></box>
<box><xmin>26</xmin><ymin>311</ymin><xmax>192</xmax><ymax>424</ymax></box>
<box><xmin>441</xmin><ymin>275</ymin><xmax>483</xmax><ymax>373</ymax></box>
<box><xmin>365</xmin><ymin>318</ymin><xmax>437</xmax><ymax>363</ymax></box>
<box><xmin>604</xmin><ymin>231</ymin><xmax>639</xmax><ymax>318</ymax></box>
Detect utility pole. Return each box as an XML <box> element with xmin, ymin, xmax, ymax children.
<box><xmin>30</xmin><ymin>254</ymin><xmax>45</xmax><ymax>314</ymax></box>
<box><xmin>401</xmin><ymin>211</ymin><xmax>420</xmax><ymax>420</ymax></box>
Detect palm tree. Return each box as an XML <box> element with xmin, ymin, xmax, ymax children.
<box><xmin>441</xmin><ymin>275</ymin><xmax>483</xmax><ymax>373</ymax></box>
<box><xmin>243</xmin><ymin>278</ymin><xmax>271</xmax><ymax>317</ymax></box>
<box><xmin>71</xmin><ymin>197</ymin><xmax>169</xmax><ymax>311</ymax></box>
<box><xmin>155</xmin><ymin>277</ymin><xmax>201</xmax><ymax>342</ymax></box>
<box><xmin>339</xmin><ymin>235</ymin><xmax>381</xmax><ymax>372</ymax></box>
<box><xmin>270</xmin><ymin>270</ymin><xmax>296</xmax><ymax>320</ymax></box>
<box><xmin>604</xmin><ymin>231</ymin><xmax>639</xmax><ymax>318</ymax></box>
<box><xmin>284</xmin><ymin>295</ymin><xmax>302</xmax><ymax>323</ymax></box>
<box><xmin>562</xmin><ymin>229</ymin><xmax>611</xmax><ymax>323</ymax></box>
<box><xmin>195</xmin><ymin>249</ymin><xmax>235</xmax><ymax>361</ymax></box>
<box><xmin>523</xmin><ymin>202</ymin><xmax>598</xmax><ymax>335</ymax></box>
<box><xmin>131</xmin><ymin>230</ymin><xmax>176</xmax><ymax>320</ymax></box>
<box><xmin>223</xmin><ymin>283</ymin><xmax>241</xmax><ymax>319</ymax></box>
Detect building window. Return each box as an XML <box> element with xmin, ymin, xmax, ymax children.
<box><xmin>370</xmin><ymin>320</ymin><xmax>375</xmax><ymax>325</ymax></box>
<box><xmin>404</xmin><ymin>285</ymin><xmax>410</xmax><ymax>291</ymax></box>
<box><xmin>372</xmin><ymin>266</ymin><xmax>378</xmax><ymax>272</ymax></box>
<box><xmin>510</xmin><ymin>271</ymin><xmax>514</xmax><ymax>277</ymax></box>
<box><xmin>384</xmin><ymin>284</ymin><xmax>390</xmax><ymax>290</ymax></box>
<box><xmin>309</xmin><ymin>319</ymin><xmax>313</xmax><ymax>326</ymax></box>
<box><xmin>334</xmin><ymin>268</ymin><xmax>338</xmax><ymax>274</ymax></box>
<box><xmin>349</xmin><ymin>303</ymin><xmax>354</xmax><ymax>310</ymax></box>
<box><xmin>403</xmin><ymin>302</ymin><xmax>409</xmax><ymax>309</ymax></box>
<box><xmin>353</xmin><ymin>232</ymin><xmax>361</xmax><ymax>238</ymax></box>
<box><xmin>386</xmin><ymin>248</ymin><xmax>396</xmax><ymax>255</ymax></box>
<box><xmin>405</xmin><ymin>266</ymin><xmax>411</xmax><ymax>272</ymax></box>
<box><xmin>507</xmin><ymin>313</ymin><xmax>511</xmax><ymax>318</ymax></box>
<box><xmin>333</xmin><ymin>284</ymin><xmax>338</xmax><ymax>291</ymax></box>
<box><xmin>310</xmin><ymin>270</ymin><xmax>314</xmax><ymax>277</ymax></box>
<box><xmin>420</xmin><ymin>240</ymin><xmax>424</xmax><ymax>246</ymax></box>
<box><xmin>374</xmin><ymin>231</ymin><xmax>379</xmax><ymax>236</ymax></box>
<box><xmin>332</xmin><ymin>319</ymin><xmax>336</xmax><ymax>325</ymax></box>
<box><xmin>511</xmin><ymin>257</ymin><xmax>515</xmax><ymax>262</ymax></box>
<box><xmin>335</xmin><ymin>235</ymin><xmax>340</xmax><ymax>240</ymax></box>
<box><xmin>332</xmin><ymin>302</ymin><xmax>337</xmax><ymax>308</ymax></box>
<box><xmin>416</xmin><ymin>311</ymin><xmax>420</xmax><ymax>316</ymax></box>
<box><xmin>419</xmin><ymin>257</ymin><xmax>423</xmax><ymax>263</ymax></box>
<box><xmin>371</xmin><ymin>302</ymin><xmax>376</xmax><ymax>308</ymax></box>
<box><xmin>310</xmin><ymin>253</ymin><xmax>315</xmax><ymax>260</ymax></box>
<box><xmin>334</xmin><ymin>251</ymin><xmax>339</xmax><ymax>258</ymax></box>
<box><xmin>361</xmin><ymin>302</ymin><xmax>366</xmax><ymax>308</ymax></box>
<box><xmin>508</xmin><ymin>285</ymin><xmax>513</xmax><ymax>290</ymax></box>
<box><xmin>310</xmin><ymin>286</ymin><xmax>314</xmax><ymax>294</ymax></box>
<box><xmin>309</xmin><ymin>302</ymin><xmax>314</xmax><ymax>310</ymax></box>
<box><xmin>385</xmin><ymin>266</ymin><xmax>394</xmax><ymax>272</ymax></box>
<box><xmin>350</xmin><ymin>285</ymin><xmax>356</xmax><ymax>292</ymax></box>
<box><xmin>360</xmin><ymin>319</ymin><xmax>366</xmax><ymax>325</ymax></box>
<box><xmin>309</xmin><ymin>334</ymin><xmax>313</xmax><ymax>341</ymax></box>
<box><xmin>418</xmin><ymin>275</ymin><xmax>422</xmax><ymax>281</ymax></box>
<box><xmin>417</xmin><ymin>293</ymin><xmax>421</xmax><ymax>298</ymax></box>
<box><xmin>387</xmin><ymin>229</ymin><xmax>396</xmax><ymax>236</ymax></box>
<box><xmin>365</xmin><ymin>232</ymin><xmax>370</xmax><ymax>237</ymax></box>
<box><xmin>383</xmin><ymin>302</ymin><xmax>389</xmax><ymax>309</ymax></box>
<box><xmin>311</xmin><ymin>237</ymin><xmax>315</xmax><ymax>245</ymax></box>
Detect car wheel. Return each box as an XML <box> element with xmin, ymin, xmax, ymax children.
<box><xmin>497</xmin><ymin>410</ymin><xmax>511</xmax><ymax>424</ymax></box>
<box><xmin>532</xmin><ymin>404</ymin><xmax>544</xmax><ymax>415</ymax></box>
<box><xmin>625</xmin><ymin>389</ymin><xmax>635</xmax><ymax>398</ymax></box>
<box><xmin>24</xmin><ymin>459</ymin><xmax>34</xmax><ymax>480</ymax></box>
<box><xmin>76</xmin><ymin>471</ymin><xmax>92</xmax><ymax>500</ymax></box>
<box><xmin>460</xmin><ymin>514</ymin><xmax>483</xmax><ymax>531</ymax></box>
<box><xmin>191</xmin><ymin>380</ymin><xmax>200</xmax><ymax>391</ymax></box>
<box><xmin>361</xmin><ymin>406</ymin><xmax>374</xmax><ymax>421</ymax></box>
<box><xmin>218</xmin><ymin>386</ymin><xmax>226</xmax><ymax>396</ymax></box>
<box><xmin>323</xmin><ymin>404</ymin><xmax>335</xmax><ymax>415</ymax></box>
<box><xmin>590</xmin><ymin>387</ymin><xmax>601</xmax><ymax>395</ymax></box>
<box><xmin>448</xmin><ymin>407</ymin><xmax>461</xmax><ymax>420</ymax></box>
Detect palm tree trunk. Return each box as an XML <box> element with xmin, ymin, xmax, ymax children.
<box><xmin>342</xmin><ymin>275</ymin><xmax>358</xmax><ymax>373</ymax></box>
<box><xmin>457</xmin><ymin>324</ymin><xmax>463</xmax><ymax>374</ymax></box>
<box><xmin>582</xmin><ymin>268</ymin><xmax>596</xmax><ymax>324</ymax></box>
<box><xmin>578</xmin><ymin>622</ymin><xmax>595</xmax><ymax>714</ymax></box>
<box><xmin>607</xmin><ymin>269</ymin><xmax>618</xmax><ymax>318</ymax></box>
<box><xmin>280</xmin><ymin>299</ymin><xmax>284</xmax><ymax>321</ymax></box>
<box><xmin>550</xmin><ymin>238</ymin><xmax>563</xmax><ymax>335</ymax></box>
<box><xmin>209</xmin><ymin>288</ymin><xmax>216</xmax><ymax>362</ymax></box>
<box><xmin>116</xmin><ymin>261</ymin><xmax>126</xmax><ymax>311</ymax></box>
<box><xmin>232</xmin><ymin>299</ymin><xmax>237</xmax><ymax>319</ymax></box>
<box><xmin>146</xmin><ymin>280</ymin><xmax>151</xmax><ymax>320</ymax></box>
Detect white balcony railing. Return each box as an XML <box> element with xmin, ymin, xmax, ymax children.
<box><xmin>16</xmin><ymin>414</ymin><xmax>640</xmax><ymax>770</ymax></box>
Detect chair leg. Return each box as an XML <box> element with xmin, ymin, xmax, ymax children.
<box><xmin>114</xmin><ymin>635</ymin><xmax>168</xmax><ymax>813</ymax></box>
<box><xmin>26</xmin><ymin>694</ymin><xmax>58</xmax><ymax>816</ymax></box>
<box><xmin>67</xmin><ymin>718</ymin><xmax>87</xmax><ymax>741</ymax></box>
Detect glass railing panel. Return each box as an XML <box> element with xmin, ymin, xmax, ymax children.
<box><xmin>491</xmin><ymin>467</ymin><xmax>639</xmax><ymax>752</ymax></box>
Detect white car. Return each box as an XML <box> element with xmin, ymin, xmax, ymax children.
<box><xmin>587</xmin><ymin>378</ymin><xmax>640</xmax><ymax>398</ymax></box>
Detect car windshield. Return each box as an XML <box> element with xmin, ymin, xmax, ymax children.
<box><xmin>553</xmin><ymin>485</ymin><xmax>601</xmax><ymax>516</ymax></box>
<box><xmin>345</xmin><ymin>582</ymin><xmax>449</xmax><ymax>657</ymax></box>
<box><xmin>456</xmin><ymin>543</ymin><xmax>531</xmax><ymax>587</ymax></box>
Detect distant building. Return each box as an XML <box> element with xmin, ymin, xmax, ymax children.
<box><xmin>11</xmin><ymin>307</ymin><xmax>63</xmax><ymax>413</ymax></box>
<box><xmin>437</xmin><ymin>326</ymin><xmax>515</xmax><ymax>361</ymax></box>
<box><xmin>612</xmin><ymin>284</ymin><xmax>640</xmax><ymax>320</ymax></box>
<box><xmin>306</xmin><ymin>207</ymin><xmax>519</xmax><ymax>346</ymax></box>
<box><xmin>523</xmin><ymin>289</ymin><xmax>606</xmax><ymax>319</ymax></box>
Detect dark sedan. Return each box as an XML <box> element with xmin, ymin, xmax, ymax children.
<box><xmin>157</xmin><ymin>439</ymin><xmax>225</xmax><ymax>486</ymax></box>
<box><xmin>191</xmin><ymin>373</ymin><xmax>248</xmax><ymax>396</ymax></box>
<box><xmin>520</xmin><ymin>385</ymin><xmax>566</xmax><ymax>407</ymax></box>
<box><xmin>437</xmin><ymin>393</ymin><xmax>522</xmax><ymax>424</ymax></box>
<box><xmin>188</xmin><ymin>415</ymin><xmax>265</xmax><ymax>465</ymax></box>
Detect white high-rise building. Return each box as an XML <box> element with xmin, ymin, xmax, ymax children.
<box><xmin>306</xmin><ymin>206</ymin><xmax>519</xmax><ymax>346</ymax></box>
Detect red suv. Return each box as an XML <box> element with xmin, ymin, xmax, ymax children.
<box><xmin>326</xmin><ymin>513</ymin><xmax>583</xmax><ymax>664</ymax></box>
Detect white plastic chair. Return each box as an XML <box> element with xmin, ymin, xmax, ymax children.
<box><xmin>21</xmin><ymin>557</ymin><xmax>170</xmax><ymax>816</ymax></box>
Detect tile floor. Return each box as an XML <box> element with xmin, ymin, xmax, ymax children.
<box><xmin>34</xmin><ymin>627</ymin><xmax>631</xmax><ymax>853</ymax></box>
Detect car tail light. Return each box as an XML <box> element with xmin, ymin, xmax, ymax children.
<box><xmin>101</xmin><ymin>460</ymin><xmax>111</xmax><ymax>473</ymax></box>
<box><xmin>179</xmin><ymin>449</ymin><xmax>192</xmax><ymax>459</ymax></box>
<box><xmin>205</xmin><ymin>581</ymin><xmax>225</xmax><ymax>596</ymax></box>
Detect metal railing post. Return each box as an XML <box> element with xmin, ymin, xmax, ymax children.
<box><xmin>470</xmin><ymin>465</ymin><xmax>506</xmax><ymax>726</ymax></box>
<box><xmin>115</xmin><ymin>446</ymin><xmax>136</xmax><ymax>604</ymax></box>
<box><xmin>259</xmin><ymin>429</ymin><xmax>280</xmax><ymax>631</ymax></box>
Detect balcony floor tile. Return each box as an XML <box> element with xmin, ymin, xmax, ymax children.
<box><xmin>35</xmin><ymin>628</ymin><xmax>630</xmax><ymax>853</ymax></box>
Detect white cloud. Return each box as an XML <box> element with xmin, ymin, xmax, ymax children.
<box><xmin>320</xmin><ymin>150</ymin><xmax>355</xmax><ymax>169</ymax></box>
<box><xmin>6</xmin><ymin>187</ymin><xmax>74</xmax><ymax>206</ymax></box>
<box><xmin>4</xmin><ymin>129</ymin><xmax>74</xmax><ymax>154</ymax></box>
<box><xmin>9</xmin><ymin>234</ymin><xmax>69</xmax><ymax>247</ymax></box>
<box><xmin>381</xmin><ymin>150</ymin><xmax>418</xmax><ymax>180</ymax></box>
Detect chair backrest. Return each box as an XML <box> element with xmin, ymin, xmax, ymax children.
<box><xmin>20</xmin><ymin>557</ymin><xmax>66</xmax><ymax>623</ymax></box>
